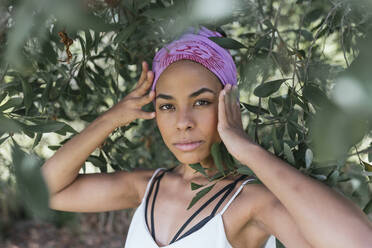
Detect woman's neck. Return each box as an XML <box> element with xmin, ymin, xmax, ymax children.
<box><xmin>173</xmin><ymin>155</ymin><xmax>226</xmax><ymax>183</ymax></box>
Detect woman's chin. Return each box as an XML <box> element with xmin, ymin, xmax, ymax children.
<box><xmin>173</xmin><ymin>152</ymin><xmax>206</xmax><ymax>165</ymax></box>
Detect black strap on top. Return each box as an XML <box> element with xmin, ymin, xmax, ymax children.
<box><xmin>170</xmin><ymin>174</ymin><xmax>247</xmax><ymax>243</ymax></box>
<box><xmin>145</xmin><ymin>167</ymin><xmax>175</xmax><ymax>240</ymax></box>
<box><xmin>145</xmin><ymin>167</ymin><xmax>247</xmax><ymax>245</ymax></box>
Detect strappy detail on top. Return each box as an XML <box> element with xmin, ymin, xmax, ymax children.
<box><xmin>144</xmin><ymin>167</ymin><xmax>255</xmax><ymax>246</ymax></box>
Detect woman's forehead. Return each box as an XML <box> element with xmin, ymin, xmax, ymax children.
<box><xmin>155</xmin><ymin>60</ymin><xmax>222</xmax><ymax>94</ymax></box>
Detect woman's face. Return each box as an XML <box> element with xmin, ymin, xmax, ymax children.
<box><xmin>155</xmin><ymin>60</ymin><xmax>223</xmax><ymax>165</ymax></box>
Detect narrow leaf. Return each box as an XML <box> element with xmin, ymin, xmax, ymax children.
<box><xmin>268</xmin><ymin>98</ymin><xmax>277</xmax><ymax>115</ymax></box>
<box><xmin>241</xmin><ymin>102</ymin><xmax>270</xmax><ymax>115</ymax></box>
<box><xmin>0</xmin><ymin>97</ymin><xmax>23</xmax><ymax>111</ymax></box>
<box><xmin>24</xmin><ymin>121</ymin><xmax>66</xmax><ymax>133</ymax></box>
<box><xmin>237</xmin><ymin>166</ymin><xmax>254</xmax><ymax>176</ymax></box>
<box><xmin>0</xmin><ymin>115</ymin><xmax>23</xmax><ymax>133</ymax></box>
<box><xmin>191</xmin><ymin>182</ymin><xmax>205</xmax><ymax>191</ymax></box>
<box><xmin>187</xmin><ymin>183</ymin><xmax>216</xmax><ymax>210</ymax></box>
<box><xmin>21</xmin><ymin>78</ymin><xmax>32</xmax><ymax>114</ymax></box>
<box><xmin>188</xmin><ymin>163</ymin><xmax>207</xmax><ymax>177</ymax></box>
<box><xmin>211</xmin><ymin>143</ymin><xmax>224</xmax><ymax>175</ymax></box>
<box><xmin>0</xmin><ymin>136</ymin><xmax>9</xmax><ymax>145</ymax></box>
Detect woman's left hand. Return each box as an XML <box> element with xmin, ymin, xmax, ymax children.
<box><xmin>217</xmin><ymin>84</ymin><xmax>254</xmax><ymax>162</ymax></box>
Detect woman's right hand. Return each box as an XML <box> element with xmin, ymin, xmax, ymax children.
<box><xmin>104</xmin><ymin>61</ymin><xmax>156</xmax><ymax>128</ymax></box>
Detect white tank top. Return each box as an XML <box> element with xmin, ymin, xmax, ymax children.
<box><xmin>124</xmin><ymin>168</ymin><xmax>277</xmax><ymax>248</ymax></box>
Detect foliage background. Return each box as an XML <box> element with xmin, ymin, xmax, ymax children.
<box><xmin>0</xmin><ymin>0</ymin><xmax>372</xmax><ymax>247</ymax></box>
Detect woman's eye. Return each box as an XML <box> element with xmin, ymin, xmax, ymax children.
<box><xmin>159</xmin><ymin>104</ymin><xmax>174</xmax><ymax>111</ymax></box>
<box><xmin>195</xmin><ymin>100</ymin><xmax>211</xmax><ymax>106</ymax></box>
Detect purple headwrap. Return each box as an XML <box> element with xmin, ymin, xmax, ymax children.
<box><xmin>151</xmin><ymin>26</ymin><xmax>237</xmax><ymax>93</ymax></box>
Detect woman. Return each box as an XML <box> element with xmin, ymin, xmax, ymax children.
<box><xmin>41</xmin><ymin>26</ymin><xmax>372</xmax><ymax>248</ymax></box>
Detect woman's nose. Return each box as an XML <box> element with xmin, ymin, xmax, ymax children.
<box><xmin>176</xmin><ymin>109</ymin><xmax>195</xmax><ymax>131</ymax></box>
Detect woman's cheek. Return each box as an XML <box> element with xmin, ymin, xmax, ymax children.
<box><xmin>156</xmin><ymin>113</ymin><xmax>173</xmax><ymax>141</ymax></box>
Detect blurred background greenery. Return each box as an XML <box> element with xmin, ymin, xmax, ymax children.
<box><xmin>0</xmin><ymin>0</ymin><xmax>371</xmax><ymax>247</ymax></box>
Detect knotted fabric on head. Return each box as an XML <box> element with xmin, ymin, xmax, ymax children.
<box><xmin>151</xmin><ymin>26</ymin><xmax>237</xmax><ymax>94</ymax></box>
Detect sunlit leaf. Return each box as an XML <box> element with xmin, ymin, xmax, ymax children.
<box><xmin>0</xmin><ymin>97</ymin><xmax>23</xmax><ymax>112</ymax></box>
<box><xmin>305</xmin><ymin>148</ymin><xmax>313</xmax><ymax>169</ymax></box>
<box><xmin>283</xmin><ymin>143</ymin><xmax>295</xmax><ymax>165</ymax></box>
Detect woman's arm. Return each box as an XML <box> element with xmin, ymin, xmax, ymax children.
<box><xmin>42</xmin><ymin>61</ymin><xmax>156</xmax><ymax>211</ymax></box>
<box><xmin>218</xmin><ymin>84</ymin><xmax>372</xmax><ymax>248</ymax></box>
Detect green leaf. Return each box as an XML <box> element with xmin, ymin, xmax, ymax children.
<box><xmin>47</xmin><ymin>145</ymin><xmax>61</xmax><ymax>151</ymax></box>
<box><xmin>0</xmin><ymin>115</ymin><xmax>23</xmax><ymax>133</ymax></box>
<box><xmin>286</xmin><ymin>122</ymin><xmax>297</xmax><ymax>141</ymax></box>
<box><xmin>87</xmin><ymin>155</ymin><xmax>107</xmax><ymax>173</ymax></box>
<box><xmin>0</xmin><ymin>92</ymin><xmax>7</xmax><ymax>104</ymax></box>
<box><xmin>77</xmin><ymin>35</ymin><xmax>86</xmax><ymax>60</ymax></box>
<box><xmin>283</xmin><ymin>143</ymin><xmax>295</xmax><ymax>165</ymax></box>
<box><xmin>276</xmin><ymin>238</ymin><xmax>286</xmax><ymax>248</ymax></box>
<box><xmin>32</xmin><ymin>133</ymin><xmax>43</xmax><ymax>149</ymax></box>
<box><xmin>241</xmin><ymin>102</ymin><xmax>270</xmax><ymax>115</ymax></box>
<box><xmin>188</xmin><ymin>163</ymin><xmax>207</xmax><ymax>177</ymax></box>
<box><xmin>191</xmin><ymin>182</ymin><xmax>204</xmax><ymax>191</ymax></box>
<box><xmin>0</xmin><ymin>136</ymin><xmax>9</xmax><ymax>145</ymax></box>
<box><xmin>208</xmin><ymin>171</ymin><xmax>224</xmax><ymax>181</ymax></box>
<box><xmin>211</xmin><ymin>143</ymin><xmax>224</xmax><ymax>176</ymax></box>
<box><xmin>80</xmin><ymin>114</ymin><xmax>98</xmax><ymax>122</ymax></box>
<box><xmin>208</xmin><ymin>37</ymin><xmax>247</xmax><ymax>49</ymax></box>
<box><xmin>41</xmin><ymin>40</ymin><xmax>58</xmax><ymax>64</ymax></box>
<box><xmin>298</xmin><ymin>29</ymin><xmax>313</xmax><ymax>41</ymax></box>
<box><xmin>363</xmin><ymin>199</ymin><xmax>372</xmax><ymax>214</ymax></box>
<box><xmin>237</xmin><ymin>166</ymin><xmax>254</xmax><ymax>176</ymax></box>
<box><xmin>24</xmin><ymin>121</ymin><xmax>67</xmax><ymax>133</ymax></box>
<box><xmin>268</xmin><ymin>98</ymin><xmax>278</xmax><ymax>115</ymax></box>
<box><xmin>220</xmin><ymin>142</ymin><xmax>236</xmax><ymax>170</ymax></box>
<box><xmin>0</xmin><ymin>97</ymin><xmax>23</xmax><ymax>111</ymax></box>
<box><xmin>272</xmin><ymin>127</ymin><xmax>282</xmax><ymax>155</ymax></box>
<box><xmin>20</xmin><ymin>77</ymin><xmax>33</xmax><ymax>115</ymax></box>
<box><xmin>11</xmin><ymin>144</ymin><xmax>52</xmax><ymax>219</ymax></box>
<box><xmin>187</xmin><ymin>183</ymin><xmax>216</xmax><ymax>210</ymax></box>
<box><xmin>253</xmin><ymin>79</ymin><xmax>287</xmax><ymax>97</ymax></box>
<box><xmin>302</xmin><ymin>84</ymin><xmax>329</xmax><ymax>107</ymax></box>
<box><xmin>84</xmin><ymin>30</ymin><xmax>93</xmax><ymax>55</ymax></box>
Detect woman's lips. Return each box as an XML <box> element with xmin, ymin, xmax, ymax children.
<box><xmin>173</xmin><ymin>141</ymin><xmax>204</xmax><ymax>152</ymax></box>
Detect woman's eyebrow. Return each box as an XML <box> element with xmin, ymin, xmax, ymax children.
<box><xmin>156</xmin><ymin>87</ymin><xmax>216</xmax><ymax>100</ymax></box>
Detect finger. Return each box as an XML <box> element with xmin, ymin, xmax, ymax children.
<box><xmin>231</xmin><ymin>86</ymin><xmax>241</xmax><ymax>122</ymax></box>
<box><xmin>136</xmin><ymin>70</ymin><xmax>154</xmax><ymax>96</ymax></box>
<box><xmin>137</xmin><ymin>90</ymin><xmax>155</xmax><ymax>106</ymax></box>
<box><xmin>138</xmin><ymin>111</ymin><xmax>156</xmax><ymax>120</ymax></box>
<box><xmin>218</xmin><ymin>88</ymin><xmax>228</xmax><ymax>128</ymax></box>
<box><xmin>224</xmin><ymin>84</ymin><xmax>233</xmax><ymax>122</ymax></box>
<box><xmin>134</xmin><ymin>61</ymin><xmax>148</xmax><ymax>90</ymax></box>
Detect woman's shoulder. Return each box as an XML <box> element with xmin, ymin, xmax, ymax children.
<box><xmin>133</xmin><ymin>167</ymin><xmax>170</xmax><ymax>201</ymax></box>
<box><xmin>236</xmin><ymin>177</ymin><xmax>279</xmax><ymax>218</ymax></box>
